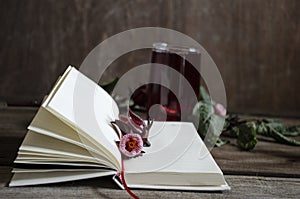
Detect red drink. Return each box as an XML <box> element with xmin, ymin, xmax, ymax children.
<box><xmin>146</xmin><ymin>43</ymin><xmax>201</xmax><ymax>121</ymax></box>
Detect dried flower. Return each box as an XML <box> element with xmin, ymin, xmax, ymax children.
<box><xmin>119</xmin><ymin>133</ymin><xmax>143</xmax><ymax>157</ymax></box>
<box><xmin>114</xmin><ymin>108</ymin><xmax>153</xmax><ymax>148</ymax></box>
<box><xmin>214</xmin><ymin>103</ymin><xmax>226</xmax><ymax>117</ymax></box>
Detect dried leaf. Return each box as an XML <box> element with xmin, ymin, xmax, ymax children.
<box><xmin>128</xmin><ymin>108</ymin><xmax>145</xmax><ymax>129</ymax></box>
<box><xmin>114</xmin><ymin>120</ymin><xmax>131</xmax><ymax>135</ymax></box>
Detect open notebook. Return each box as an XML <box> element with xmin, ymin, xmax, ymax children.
<box><xmin>9</xmin><ymin>66</ymin><xmax>230</xmax><ymax>191</ymax></box>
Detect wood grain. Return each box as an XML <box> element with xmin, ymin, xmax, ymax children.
<box><xmin>212</xmin><ymin>137</ymin><xmax>300</xmax><ymax>178</ymax></box>
<box><xmin>0</xmin><ymin>165</ymin><xmax>299</xmax><ymax>199</ymax></box>
<box><xmin>0</xmin><ymin>0</ymin><xmax>299</xmax><ymax>116</ymax></box>
<box><xmin>0</xmin><ymin>107</ymin><xmax>36</xmax><ymax>165</ymax></box>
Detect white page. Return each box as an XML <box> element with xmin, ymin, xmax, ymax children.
<box><xmin>20</xmin><ymin>131</ymin><xmax>96</xmax><ymax>158</ymax></box>
<box><xmin>12</xmin><ymin>168</ymin><xmax>111</xmax><ymax>173</ymax></box>
<box><xmin>44</xmin><ymin>67</ymin><xmax>121</xmax><ymax>170</ymax></box>
<box><xmin>16</xmin><ymin>131</ymin><xmax>116</xmax><ymax>168</ymax></box>
<box><xmin>124</xmin><ymin>122</ymin><xmax>226</xmax><ymax>186</ymax></box>
<box><xmin>28</xmin><ymin>107</ymin><xmax>115</xmax><ymax>166</ymax></box>
<box><xmin>17</xmin><ymin>153</ymin><xmax>108</xmax><ymax>166</ymax></box>
<box><xmin>13</xmin><ymin>161</ymin><xmax>104</xmax><ymax>168</ymax></box>
<box><xmin>9</xmin><ymin>170</ymin><xmax>116</xmax><ymax>187</ymax></box>
<box><xmin>42</xmin><ymin>66</ymin><xmax>72</xmax><ymax>106</ymax></box>
<box><xmin>124</xmin><ymin>122</ymin><xmax>199</xmax><ymax>172</ymax></box>
<box><xmin>17</xmin><ymin>151</ymin><xmax>109</xmax><ymax>164</ymax></box>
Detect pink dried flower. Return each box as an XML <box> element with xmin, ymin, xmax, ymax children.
<box><xmin>119</xmin><ymin>133</ymin><xmax>143</xmax><ymax>157</ymax></box>
<box><xmin>214</xmin><ymin>103</ymin><xmax>227</xmax><ymax>117</ymax></box>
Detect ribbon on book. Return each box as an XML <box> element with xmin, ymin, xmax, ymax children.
<box><xmin>120</xmin><ymin>159</ymin><xmax>139</xmax><ymax>199</ymax></box>
<box><xmin>113</xmin><ymin>108</ymin><xmax>154</xmax><ymax>199</ymax></box>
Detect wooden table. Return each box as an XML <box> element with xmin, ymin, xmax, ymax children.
<box><xmin>0</xmin><ymin>107</ymin><xmax>299</xmax><ymax>198</ymax></box>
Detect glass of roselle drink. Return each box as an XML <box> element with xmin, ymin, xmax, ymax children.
<box><xmin>146</xmin><ymin>42</ymin><xmax>201</xmax><ymax>121</ymax></box>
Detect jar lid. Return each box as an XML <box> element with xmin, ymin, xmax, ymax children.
<box><xmin>152</xmin><ymin>42</ymin><xmax>200</xmax><ymax>54</ymax></box>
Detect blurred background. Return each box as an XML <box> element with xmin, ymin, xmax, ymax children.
<box><xmin>0</xmin><ymin>0</ymin><xmax>299</xmax><ymax>117</ymax></box>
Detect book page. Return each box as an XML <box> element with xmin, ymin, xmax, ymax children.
<box><xmin>16</xmin><ymin>131</ymin><xmax>116</xmax><ymax>169</ymax></box>
<box><xmin>42</xmin><ymin>66</ymin><xmax>72</xmax><ymax>106</ymax></box>
<box><xmin>9</xmin><ymin>170</ymin><xmax>116</xmax><ymax>187</ymax></box>
<box><xmin>44</xmin><ymin>67</ymin><xmax>121</xmax><ymax>170</ymax></box>
<box><xmin>124</xmin><ymin>122</ymin><xmax>226</xmax><ymax>187</ymax></box>
<box><xmin>28</xmin><ymin>107</ymin><xmax>117</xmax><ymax>168</ymax></box>
<box><xmin>124</xmin><ymin>122</ymin><xmax>199</xmax><ymax>172</ymax></box>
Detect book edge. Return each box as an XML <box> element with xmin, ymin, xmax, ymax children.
<box><xmin>112</xmin><ymin>174</ymin><xmax>230</xmax><ymax>191</ymax></box>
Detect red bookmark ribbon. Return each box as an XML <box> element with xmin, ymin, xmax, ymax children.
<box><xmin>120</xmin><ymin>159</ymin><xmax>139</xmax><ymax>199</ymax></box>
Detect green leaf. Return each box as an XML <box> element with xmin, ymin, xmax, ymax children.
<box><xmin>99</xmin><ymin>77</ymin><xmax>119</xmax><ymax>94</ymax></box>
<box><xmin>201</xmin><ymin>114</ymin><xmax>225</xmax><ymax>148</ymax></box>
<box><xmin>215</xmin><ymin>138</ymin><xmax>230</xmax><ymax>147</ymax></box>
<box><xmin>229</xmin><ymin>127</ymin><xmax>239</xmax><ymax>138</ymax></box>
<box><xmin>236</xmin><ymin>122</ymin><xmax>258</xmax><ymax>151</ymax></box>
<box><xmin>282</xmin><ymin>126</ymin><xmax>300</xmax><ymax>136</ymax></box>
<box><xmin>200</xmin><ymin>86</ymin><xmax>211</xmax><ymax>102</ymax></box>
<box><xmin>256</xmin><ymin>122</ymin><xmax>269</xmax><ymax>136</ymax></box>
<box><xmin>192</xmin><ymin>100</ymin><xmax>214</xmax><ymax>138</ymax></box>
<box><xmin>264</xmin><ymin>119</ymin><xmax>284</xmax><ymax>130</ymax></box>
<box><xmin>266</xmin><ymin>124</ymin><xmax>300</xmax><ymax>146</ymax></box>
<box><xmin>192</xmin><ymin>88</ymin><xmax>227</xmax><ymax>147</ymax></box>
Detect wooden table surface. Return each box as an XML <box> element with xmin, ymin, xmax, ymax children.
<box><xmin>0</xmin><ymin>107</ymin><xmax>299</xmax><ymax>198</ymax></box>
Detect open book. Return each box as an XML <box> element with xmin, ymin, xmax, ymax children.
<box><xmin>9</xmin><ymin>66</ymin><xmax>230</xmax><ymax>191</ymax></box>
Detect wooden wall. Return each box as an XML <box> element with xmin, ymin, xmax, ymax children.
<box><xmin>0</xmin><ymin>0</ymin><xmax>299</xmax><ymax>117</ymax></box>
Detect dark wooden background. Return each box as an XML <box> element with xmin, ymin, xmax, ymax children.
<box><xmin>0</xmin><ymin>0</ymin><xmax>299</xmax><ymax>117</ymax></box>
